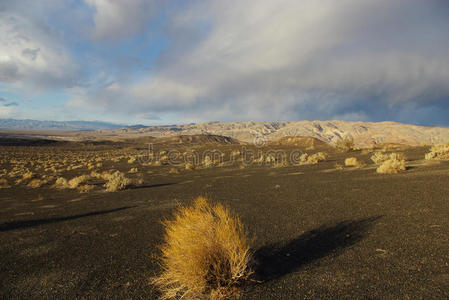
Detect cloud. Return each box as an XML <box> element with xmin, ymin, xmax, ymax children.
<box><xmin>0</xmin><ymin>6</ymin><xmax>80</xmax><ymax>91</ymax></box>
<box><xmin>68</xmin><ymin>0</ymin><xmax>449</xmax><ymax>125</ymax></box>
<box><xmin>4</xmin><ymin>102</ymin><xmax>19</xmax><ymax>107</ymax></box>
<box><xmin>84</xmin><ymin>0</ymin><xmax>164</xmax><ymax>40</ymax></box>
<box><xmin>0</xmin><ymin>106</ymin><xmax>14</xmax><ymax>118</ymax></box>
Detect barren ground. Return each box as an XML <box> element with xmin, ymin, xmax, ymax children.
<box><xmin>0</xmin><ymin>140</ymin><xmax>448</xmax><ymax>299</ymax></box>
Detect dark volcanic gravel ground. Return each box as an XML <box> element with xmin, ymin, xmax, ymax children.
<box><xmin>0</xmin><ymin>146</ymin><xmax>448</xmax><ymax>299</ymax></box>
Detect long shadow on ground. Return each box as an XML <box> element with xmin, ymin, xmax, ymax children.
<box><xmin>254</xmin><ymin>216</ymin><xmax>381</xmax><ymax>281</ymax></box>
<box><xmin>0</xmin><ymin>206</ymin><xmax>135</xmax><ymax>232</ymax></box>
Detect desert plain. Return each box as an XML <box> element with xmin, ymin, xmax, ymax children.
<box><xmin>0</xmin><ymin>133</ymin><xmax>448</xmax><ymax>299</ymax></box>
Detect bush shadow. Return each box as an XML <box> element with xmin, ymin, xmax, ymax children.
<box><xmin>253</xmin><ymin>216</ymin><xmax>381</xmax><ymax>281</ymax></box>
<box><xmin>0</xmin><ymin>206</ymin><xmax>136</xmax><ymax>232</ymax></box>
<box><xmin>129</xmin><ymin>183</ymin><xmax>177</xmax><ymax>190</ymax></box>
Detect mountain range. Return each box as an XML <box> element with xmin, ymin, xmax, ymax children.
<box><xmin>106</xmin><ymin>120</ymin><xmax>449</xmax><ymax>147</ymax></box>
<box><xmin>0</xmin><ymin>118</ymin><xmax>125</xmax><ymax>131</ymax></box>
<box><xmin>2</xmin><ymin>119</ymin><xmax>449</xmax><ymax>146</ymax></box>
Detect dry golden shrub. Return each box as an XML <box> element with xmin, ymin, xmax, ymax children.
<box><xmin>300</xmin><ymin>152</ymin><xmax>328</xmax><ymax>165</ymax></box>
<box><xmin>53</xmin><ymin>177</ymin><xmax>70</xmax><ymax>189</ymax></box>
<box><xmin>425</xmin><ymin>144</ymin><xmax>449</xmax><ymax>160</ymax></box>
<box><xmin>152</xmin><ymin>196</ymin><xmax>253</xmax><ymax>300</ymax></box>
<box><xmin>185</xmin><ymin>162</ymin><xmax>195</xmax><ymax>170</ymax></box>
<box><xmin>68</xmin><ymin>175</ymin><xmax>91</xmax><ymax>189</ymax></box>
<box><xmin>299</xmin><ymin>153</ymin><xmax>310</xmax><ymax>165</ymax></box>
<box><xmin>370</xmin><ymin>151</ymin><xmax>390</xmax><ymax>164</ymax></box>
<box><xmin>104</xmin><ymin>171</ymin><xmax>132</xmax><ymax>192</ymax></box>
<box><xmin>129</xmin><ymin>167</ymin><xmax>138</xmax><ymax>174</ymax></box>
<box><xmin>52</xmin><ymin>175</ymin><xmax>90</xmax><ymax>189</ymax></box>
<box><xmin>0</xmin><ymin>178</ymin><xmax>11</xmax><ymax>188</ymax></box>
<box><xmin>169</xmin><ymin>167</ymin><xmax>180</xmax><ymax>174</ymax></box>
<box><xmin>90</xmin><ymin>171</ymin><xmax>102</xmax><ymax>178</ymax></box>
<box><xmin>335</xmin><ymin>136</ymin><xmax>355</xmax><ymax>152</ymax></box>
<box><xmin>345</xmin><ymin>157</ymin><xmax>365</xmax><ymax>168</ymax></box>
<box><xmin>27</xmin><ymin>179</ymin><xmax>47</xmax><ymax>188</ymax></box>
<box><xmin>376</xmin><ymin>154</ymin><xmax>406</xmax><ymax>174</ymax></box>
<box><xmin>77</xmin><ymin>184</ymin><xmax>94</xmax><ymax>193</ymax></box>
<box><xmin>22</xmin><ymin>171</ymin><xmax>34</xmax><ymax>180</ymax></box>
<box><xmin>313</xmin><ymin>152</ymin><xmax>329</xmax><ymax>161</ymax></box>
<box><xmin>203</xmin><ymin>156</ymin><xmax>215</xmax><ymax>168</ymax></box>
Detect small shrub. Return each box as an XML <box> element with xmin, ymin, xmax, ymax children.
<box><xmin>376</xmin><ymin>154</ymin><xmax>406</xmax><ymax>174</ymax></box>
<box><xmin>68</xmin><ymin>175</ymin><xmax>90</xmax><ymax>189</ymax></box>
<box><xmin>77</xmin><ymin>184</ymin><xmax>94</xmax><ymax>193</ymax></box>
<box><xmin>299</xmin><ymin>153</ymin><xmax>310</xmax><ymax>165</ymax></box>
<box><xmin>185</xmin><ymin>162</ymin><xmax>195</xmax><ymax>170</ymax></box>
<box><xmin>129</xmin><ymin>167</ymin><xmax>138</xmax><ymax>174</ymax></box>
<box><xmin>345</xmin><ymin>157</ymin><xmax>365</xmax><ymax>168</ymax></box>
<box><xmin>104</xmin><ymin>171</ymin><xmax>132</xmax><ymax>192</ymax></box>
<box><xmin>169</xmin><ymin>167</ymin><xmax>180</xmax><ymax>174</ymax></box>
<box><xmin>370</xmin><ymin>151</ymin><xmax>390</xmax><ymax>164</ymax></box>
<box><xmin>265</xmin><ymin>155</ymin><xmax>276</xmax><ymax>164</ymax></box>
<box><xmin>0</xmin><ymin>178</ymin><xmax>11</xmax><ymax>188</ymax></box>
<box><xmin>300</xmin><ymin>152</ymin><xmax>327</xmax><ymax>165</ymax></box>
<box><xmin>203</xmin><ymin>156</ymin><xmax>215</xmax><ymax>168</ymax></box>
<box><xmin>27</xmin><ymin>179</ymin><xmax>47</xmax><ymax>188</ymax></box>
<box><xmin>53</xmin><ymin>177</ymin><xmax>70</xmax><ymax>189</ymax></box>
<box><xmin>152</xmin><ymin>196</ymin><xmax>253</xmax><ymax>300</ymax></box>
<box><xmin>335</xmin><ymin>136</ymin><xmax>355</xmax><ymax>152</ymax></box>
<box><xmin>22</xmin><ymin>171</ymin><xmax>34</xmax><ymax>180</ymax></box>
<box><xmin>313</xmin><ymin>152</ymin><xmax>328</xmax><ymax>161</ymax></box>
<box><xmin>425</xmin><ymin>144</ymin><xmax>449</xmax><ymax>160</ymax></box>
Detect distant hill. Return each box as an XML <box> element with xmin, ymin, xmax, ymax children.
<box><xmin>2</xmin><ymin>119</ymin><xmax>449</xmax><ymax>147</ymax></box>
<box><xmin>0</xmin><ymin>118</ymin><xmax>126</xmax><ymax>131</ymax></box>
<box><xmin>103</xmin><ymin>120</ymin><xmax>449</xmax><ymax>147</ymax></box>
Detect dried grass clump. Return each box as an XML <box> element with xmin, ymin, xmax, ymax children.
<box><xmin>0</xmin><ymin>178</ymin><xmax>11</xmax><ymax>188</ymax></box>
<box><xmin>53</xmin><ymin>177</ymin><xmax>70</xmax><ymax>189</ymax></box>
<box><xmin>152</xmin><ymin>196</ymin><xmax>253</xmax><ymax>300</ymax></box>
<box><xmin>104</xmin><ymin>171</ymin><xmax>132</xmax><ymax>192</ymax></box>
<box><xmin>300</xmin><ymin>152</ymin><xmax>327</xmax><ymax>165</ymax></box>
<box><xmin>22</xmin><ymin>171</ymin><xmax>34</xmax><ymax>180</ymax></box>
<box><xmin>345</xmin><ymin>157</ymin><xmax>365</xmax><ymax>168</ymax></box>
<box><xmin>185</xmin><ymin>162</ymin><xmax>195</xmax><ymax>170</ymax></box>
<box><xmin>425</xmin><ymin>144</ymin><xmax>449</xmax><ymax>160</ymax></box>
<box><xmin>313</xmin><ymin>152</ymin><xmax>328</xmax><ymax>161</ymax></box>
<box><xmin>370</xmin><ymin>151</ymin><xmax>390</xmax><ymax>164</ymax></box>
<box><xmin>77</xmin><ymin>184</ymin><xmax>94</xmax><ymax>193</ymax></box>
<box><xmin>203</xmin><ymin>156</ymin><xmax>215</xmax><ymax>168</ymax></box>
<box><xmin>68</xmin><ymin>175</ymin><xmax>91</xmax><ymax>189</ymax></box>
<box><xmin>27</xmin><ymin>179</ymin><xmax>47</xmax><ymax>188</ymax></box>
<box><xmin>169</xmin><ymin>167</ymin><xmax>180</xmax><ymax>174</ymax></box>
<box><xmin>335</xmin><ymin>136</ymin><xmax>355</xmax><ymax>152</ymax></box>
<box><xmin>376</xmin><ymin>154</ymin><xmax>406</xmax><ymax>174</ymax></box>
<box><xmin>129</xmin><ymin>167</ymin><xmax>138</xmax><ymax>174</ymax></box>
<box><xmin>52</xmin><ymin>175</ymin><xmax>90</xmax><ymax>189</ymax></box>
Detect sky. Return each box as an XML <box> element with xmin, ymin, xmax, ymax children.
<box><xmin>1</xmin><ymin>0</ymin><xmax>449</xmax><ymax>126</ymax></box>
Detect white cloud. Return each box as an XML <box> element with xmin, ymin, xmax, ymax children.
<box><xmin>0</xmin><ymin>12</ymin><xmax>80</xmax><ymax>90</ymax></box>
<box><xmin>84</xmin><ymin>0</ymin><xmax>163</xmax><ymax>40</ymax></box>
<box><xmin>70</xmin><ymin>0</ymin><xmax>449</xmax><ymax>124</ymax></box>
<box><xmin>0</xmin><ymin>106</ymin><xmax>15</xmax><ymax>118</ymax></box>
